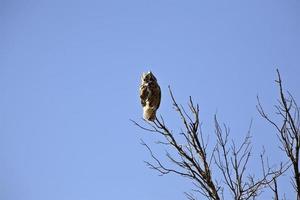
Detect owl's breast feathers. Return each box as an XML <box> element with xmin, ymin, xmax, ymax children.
<box><xmin>139</xmin><ymin>85</ymin><xmax>148</xmax><ymax>106</ymax></box>
<box><xmin>139</xmin><ymin>82</ymin><xmax>161</xmax><ymax>108</ymax></box>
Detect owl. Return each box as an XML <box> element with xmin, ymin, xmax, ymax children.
<box><xmin>139</xmin><ymin>71</ymin><xmax>161</xmax><ymax>121</ymax></box>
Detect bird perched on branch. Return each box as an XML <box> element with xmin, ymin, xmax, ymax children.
<box><xmin>139</xmin><ymin>71</ymin><xmax>161</xmax><ymax>121</ymax></box>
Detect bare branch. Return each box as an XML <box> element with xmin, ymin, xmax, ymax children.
<box><xmin>257</xmin><ymin>69</ymin><xmax>300</xmax><ymax>199</ymax></box>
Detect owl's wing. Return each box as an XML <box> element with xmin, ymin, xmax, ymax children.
<box><xmin>139</xmin><ymin>85</ymin><xmax>148</xmax><ymax>107</ymax></box>
<box><xmin>156</xmin><ymin>85</ymin><xmax>161</xmax><ymax>108</ymax></box>
<box><xmin>152</xmin><ymin>84</ymin><xmax>161</xmax><ymax>109</ymax></box>
<box><xmin>147</xmin><ymin>83</ymin><xmax>161</xmax><ymax>109</ymax></box>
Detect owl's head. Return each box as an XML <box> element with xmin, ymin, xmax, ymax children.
<box><xmin>141</xmin><ymin>71</ymin><xmax>157</xmax><ymax>83</ymax></box>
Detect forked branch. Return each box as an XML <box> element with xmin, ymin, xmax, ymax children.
<box><xmin>257</xmin><ymin>69</ymin><xmax>300</xmax><ymax>199</ymax></box>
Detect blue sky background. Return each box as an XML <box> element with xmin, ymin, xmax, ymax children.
<box><xmin>1</xmin><ymin>0</ymin><xmax>300</xmax><ymax>199</ymax></box>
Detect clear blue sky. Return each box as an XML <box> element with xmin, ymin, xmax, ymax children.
<box><xmin>1</xmin><ymin>0</ymin><xmax>300</xmax><ymax>199</ymax></box>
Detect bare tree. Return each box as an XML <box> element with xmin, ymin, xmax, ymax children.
<box><xmin>257</xmin><ymin>69</ymin><xmax>300</xmax><ymax>199</ymax></box>
<box><xmin>133</xmin><ymin>89</ymin><xmax>221</xmax><ymax>200</ymax></box>
<box><xmin>214</xmin><ymin>118</ymin><xmax>284</xmax><ymax>200</ymax></box>
<box><xmin>133</xmin><ymin>82</ymin><xmax>287</xmax><ymax>200</ymax></box>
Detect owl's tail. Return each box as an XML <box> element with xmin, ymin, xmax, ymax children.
<box><xmin>143</xmin><ymin>106</ymin><xmax>157</xmax><ymax>121</ymax></box>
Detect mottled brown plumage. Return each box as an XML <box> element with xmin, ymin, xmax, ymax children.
<box><xmin>139</xmin><ymin>71</ymin><xmax>161</xmax><ymax>121</ymax></box>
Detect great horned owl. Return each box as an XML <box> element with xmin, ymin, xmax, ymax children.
<box><xmin>139</xmin><ymin>71</ymin><xmax>161</xmax><ymax>121</ymax></box>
